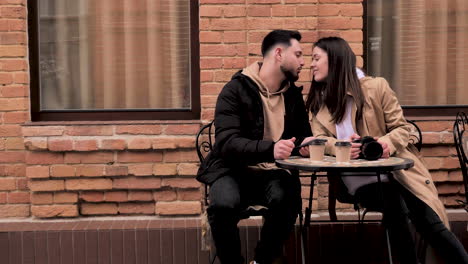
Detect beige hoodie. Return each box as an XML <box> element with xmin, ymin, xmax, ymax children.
<box><xmin>242</xmin><ymin>62</ymin><xmax>289</xmax><ymax>142</ymax></box>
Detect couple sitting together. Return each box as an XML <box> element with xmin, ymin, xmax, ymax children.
<box><xmin>197</xmin><ymin>30</ymin><xmax>468</xmax><ymax>264</ymax></box>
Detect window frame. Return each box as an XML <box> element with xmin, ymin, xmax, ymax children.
<box><xmin>27</xmin><ymin>0</ymin><xmax>200</xmax><ymax>121</ymax></box>
<box><xmin>362</xmin><ymin>0</ymin><xmax>468</xmax><ymax>118</ymax></box>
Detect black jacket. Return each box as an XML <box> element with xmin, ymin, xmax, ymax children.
<box><xmin>196</xmin><ymin>71</ymin><xmax>312</xmax><ymax>184</ymax></box>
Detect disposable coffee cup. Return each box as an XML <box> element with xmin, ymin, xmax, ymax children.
<box><xmin>335</xmin><ymin>141</ymin><xmax>352</xmax><ymax>163</ymax></box>
<box><xmin>308</xmin><ymin>139</ymin><xmax>327</xmax><ymax>161</ymax></box>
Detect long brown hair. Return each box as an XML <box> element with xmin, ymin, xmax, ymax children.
<box><xmin>305</xmin><ymin>37</ymin><xmax>364</xmax><ymax>124</ymax></box>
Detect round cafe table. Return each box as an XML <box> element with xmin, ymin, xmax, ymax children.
<box><xmin>276</xmin><ymin>156</ymin><xmax>414</xmax><ymax>264</ymax></box>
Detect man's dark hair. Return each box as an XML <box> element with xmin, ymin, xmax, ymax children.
<box><xmin>261</xmin><ymin>30</ymin><xmax>302</xmax><ymax>57</ymax></box>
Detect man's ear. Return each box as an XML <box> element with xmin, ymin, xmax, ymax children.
<box><xmin>274</xmin><ymin>47</ymin><xmax>283</xmax><ymax>62</ymax></box>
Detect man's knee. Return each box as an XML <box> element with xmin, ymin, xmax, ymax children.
<box><xmin>208</xmin><ymin>176</ymin><xmax>242</xmax><ymax>212</ymax></box>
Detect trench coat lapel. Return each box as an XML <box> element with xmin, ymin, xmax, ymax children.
<box><xmin>315</xmin><ymin>106</ymin><xmax>336</xmax><ymax>137</ymax></box>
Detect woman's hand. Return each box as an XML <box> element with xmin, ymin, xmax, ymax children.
<box><xmin>349</xmin><ymin>133</ymin><xmax>361</xmax><ymax>159</ymax></box>
<box><xmin>298</xmin><ymin>136</ymin><xmax>315</xmax><ymax>157</ymax></box>
<box><xmin>376</xmin><ymin>138</ymin><xmax>390</xmax><ymax>159</ymax></box>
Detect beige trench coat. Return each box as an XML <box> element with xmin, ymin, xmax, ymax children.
<box><xmin>310</xmin><ymin>76</ymin><xmax>449</xmax><ymax>227</ymax></box>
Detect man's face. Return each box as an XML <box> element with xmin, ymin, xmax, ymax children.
<box><xmin>280</xmin><ymin>39</ymin><xmax>304</xmax><ymax>82</ymax></box>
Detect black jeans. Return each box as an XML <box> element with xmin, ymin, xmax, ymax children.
<box><xmin>355</xmin><ymin>181</ymin><xmax>468</xmax><ymax>264</ymax></box>
<box><xmin>207</xmin><ymin>169</ymin><xmax>301</xmax><ymax>264</ymax></box>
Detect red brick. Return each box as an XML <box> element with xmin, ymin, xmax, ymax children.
<box><xmin>224</xmin><ymin>6</ymin><xmax>247</xmax><ymax>17</ymax></box>
<box><xmin>200</xmin><ymin>83</ymin><xmax>223</xmax><ymax>95</ymax></box>
<box><xmin>81</xmin><ymin>203</ymin><xmax>117</xmax><ymax>215</ymax></box>
<box><xmin>421</xmin><ymin>146</ymin><xmax>451</xmax><ymax>157</ymax></box>
<box><xmin>0</xmin><ymin>124</ymin><xmax>19</xmax><ymax>137</ymax></box>
<box><xmin>54</xmin><ymin>192</ymin><xmax>77</xmax><ymax>204</ymax></box>
<box><xmin>119</xmin><ymin>203</ymin><xmax>155</xmax><ymax>214</ymax></box>
<box><xmin>117</xmin><ymin>152</ymin><xmax>163</xmax><ymax>163</ymax></box>
<box><xmin>155</xmin><ymin>201</ymin><xmax>201</xmax><ymax>215</ymax></box>
<box><xmin>246</xmin><ymin>18</ymin><xmax>283</xmax><ymax>30</ymax></box>
<box><xmin>318</xmin><ymin>17</ymin><xmax>362</xmax><ymax>30</ymax></box>
<box><xmin>152</xmin><ymin>138</ymin><xmax>177</xmax><ymax>149</ymax></box>
<box><xmin>200</xmin><ymin>0</ymin><xmax>244</xmax><ymax>3</ymax></box>
<box><xmin>296</xmin><ymin>5</ymin><xmax>317</xmax><ymax>17</ymax></box>
<box><xmin>200</xmin><ymin>31</ymin><xmax>222</xmax><ymax>43</ymax></box>
<box><xmin>209</xmin><ymin>18</ymin><xmax>247</xmax><ymax>30</ymax></box>
<box><xmin>0</xmin><ymin>98</ymin><xmax>28</xmax><ymax>111</ymax></box>
<box><xmin>74</xmin><ymin>140</ymin><xmax>98</xmax><ymax>151</ymax></box>
<box><xmin>128</xmin><ymin>191</ymin><xmax>153</xmax><ymax>201</ymax></box>
<box><xmin>200</xmin><ymin>58</ymin><xmax>223</xmax><ymax>69</ymax></box>
<box><xmin>0</xmin><ymin>178</ymin><xmax>16</xmax><ymax>190</ymax></box>
<box><xmin>0</xmin><ymin>164</ymin><xmax>25</xmax><ymax>177</ymax></box>
<box><xmin>177</xmin><ymin>163</ymin><xmax>199</xmax><ymax>176</ymax></box>
<box><xmin>201</xmin><ymin>109</ymin><xmax>215</xmax><ymax>122</ymax></box>
<box><xmin>1</xmin><ymin>6</ymin><xmax>25</xmax><ymax>18</ymax></box>
<box><xmin>65</xmin><ymin>179</ymin><xmax>112</xmax><ymax>191</ymax></box>
<box><xmin>31</xmin><ymin>192</ymin><xmax>53</xmax><ymax>205</ymax></box>
<box><xmin>341</xmin><ymin>4</ymin><xmax>363</xmax><ymax>16</ymax></box>
<box><xmin>116</xmin><ymin>125</ymin><xmax>162</xmax><ymax>135</ymax></box>
<box><xmin>128</xmin><ymin>138</ymin><xmax>152</xmax><ymax>150</ymax></box>
<box><xmin>436</xmin><ymin>184</ymin><xmax>460</xmax><ymax>195</ymax></box>
<box><xmin>223</xmin><ymin>31</ymin><xmax>246</xmax><ymax>43</ymax></box>
<box><xmin>28</xmin><ymin>180</ymin><xmax>64</xmax><ymax>192</ymax></box>
<box><xmin>128</xmin><ymin>164</ymin><xmax>153</xmax><ymax>176</ymax></box>
<box><xmin>50</xmin><ymin>165</ymin><xmax>75</xmax><ymax>178</ymax></box>
<box><xmin>417</xmin><ymin>121</ymin><xmax>452</xmax><ymax>132</ymax></box>
<box><xmin>64</xmin><ymin>152</ymin><xmax>113</xmax><ymax>164</ymax></box>
<box><xmin>319</xmin><ymin>0</ymin><xmax>361</xmax><ymax>2</ymax></box>
<box><xmin>201</xmin><ymin>95</ymin><xmax>217</xmax><ymax>108</ymax></box>
<box><xmin>162</xmin><ymin>178</ymin><xmax>201</xmax><ymax>189</ymax></box>
<box><xmin>164</xmin><ymin>150</ymin><xmax>198</xmax><ymax>163</ymax></box>
<box><xmin>164</xmin><ymin>124</ymin><xmax>200</xmax><ymax>135</ymax></box>
<box><xmin>431</xmin><ymin>171</ymin><xmax>449</xmax><ymax>182</ymax></box>
<box><xmin>153</xmin><ymin>163</ymin><xmax>177</xmax><ymax>176</ymax></box>
<box><xmin>100</xmin><ymin>139</ymin><xmax>126</xmax><ymax>150</ymax></box>
<box><xmin>26</xmin><ymin>152</ymin><xmax>62</xmax><ymax>165</ymax></box>
<box><xmin>440</xmin><ymin>133</ymin><xmax>454</xmax><ymax>144</ymax></box>
<box><xmin>0</xmin><ymin>192</ymin><xmax>7</xmax><ymax>204</ymax></box>
<box><xmin>1</xmin><ymin>85</ymin><xmax>28</xmax><ymax>97</ymax></box>
<box><xmin>247</xmin><ymin>5</ymin><xmax>270</xmax><ymax>17</ymax></box>
<box><xmin>271</xmin><ymin>5</ymin><xmax>295</xmax><ymax>16</ymax></box>
<box><xmin>7</xmin><ymin>191</ymin><xmax>29</xmax><ymax>203</ymax></box>
<box><xmin>8</xmin><ymin>19</ymin><xmax>26</xmax><ymax>31</ymax></box>
<box><xmin>23</xmin><ymin>126</ymin><xmax>64</xmax><ymax>136</ymax></box>
<box><xmin>177</xmin><ymin>189</ymin><xmax>202</xmax><ymax>201</ymax></box>
<box><xmin>200</xmin><ymin>5</ymin><xmax>222</xmax><ymax>17</ymax></box>
<box><xmin>318</xmin><ymin>4</ymin><xmax>339</xmax><ymax>16</ymax></box>
<box><xmin>223</xmin><ymin>58</ymin><xmax>246</xmax><ymax>69</ymax></box>
<box><xmin>105</xmin><ymin>166</ymin><xmax>128</xmax><ymax>176</ymax></box>
<box><xmin>448</xmin><ymin>170</ymin><xmax>463</xmax><ymax>182</ymax></box>
<box><xmin>0</xmin><ymin>46</ymin><xmax>26</xmax><ymax>57</ymax></box>
<box><xmin>1</xmin><ymin>59</ymin><xmax>27</xmax><ymax>71</ymax></box>
<box><xmin>422</xmin><ymin>133</ymin><xmax>441</xmax><ymax>144</ymax></box>
<box><xmin>153</xmin><ymin>190</ymin><xmax>177</xmax><ymax>201</ymax></box>
<box><xmin>65</xmin><ymin>126</ymin><xmax>113</xmax><ymax>136</ymax></box>
<box><xmin>0</xmin><ymin>204</ymin><xmax>29</xmax><ymax>217</ymax></box>
<box><xmin>80</xmin><ymin>191</ymin><xmax>104</xmax><ymax>202</ymax></box>
<box><xmin>247</xmin><ymin>0</ymin><xmax>280</xmax><ymax>3</ymax></box>
<box><xmin>113</xmin><ymin>177</ymin><xmax>161</xmax><ymax>189</ymax></box>
<box><xmin>200</xmin><ymin>71</ymin><xmax>213</xmax><ymax>82</ymax></box>
<box><xmin>105</xmin><ymin>191</ymin><xmax>128</xmax><ymax>202</ymax></box>
<box><xmin>0</xmin><ymin>73</ymin><xmax>13</xmax><ymax>85</ymax></box>
<box><xmin>441</xmin><ymin>157</ymin><xmax>460</xmax><ymax>169</ymax></box>
<box><xmin>341</xmin><ymin>30</ymin><xmax>363</xmax><ymax>42</ymax></box>
<box><xmin>13</xmin><ymin>72</ymin><xmax>28</xmax><ymax>83</ymax></box>
<box><xmin>32</xmin><ymin>204</ymin><xmax>77</xmax><ymax>218</ymax></box>
<box><xmin>16</xmin><ymin>178</ymin><xmax>27</xmax><ymax>190</ymax></box>
<box><xmin>48</xmin><ymin>140</ymin><xmax>73</xmax><ymax>151</ymax></box>
<box><xmin>26</xmin><ymin>166</ymin><xmax>49</xmax><ymax>179</ymax></box>
<box><xmin>5</xmin><ymin>137</ymin><xmax>24</xmax><ymax>150</ymax></box>
<box><xmin>76</xmin><ymin>165</ymin><xmax>105</xmax><ymax>177</ymax></box>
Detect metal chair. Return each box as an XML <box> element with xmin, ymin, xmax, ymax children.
<box><xmin>453</xmin><ymin>112</ymin><xmax>468</xmax><ymax>212</ymax></box>
<box><xmin>326</xmin><ymin>119</ymin><xmax>425</xmax><ymax>263</ymax></box>
<box><xmin>195</xmin><ymin>121</ymin><xmax>269</xmax><ymax>263</ymax></box>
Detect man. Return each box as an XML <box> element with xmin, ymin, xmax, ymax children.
<box><xmin>197</xmin><ymin>30</ymin><xmax>312</xmax><ymax>264</ymax></box>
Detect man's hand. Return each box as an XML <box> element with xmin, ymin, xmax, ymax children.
<box><xmin>274</xmin><ymin>137</ymin><xmax>296</xmax><ymax>160</ymax></box>
<box><xmin>376</xmin><ymin>138</ymin><xmax>390</xmax><ymax>159</ymax></box>
<box><xmin>349</xmin><ymin>133</ymin><xmax>361</xmax><ymax>159</ymax></box>
<box><xmin>298</xmin><ymin>136</ymin><xmax>315</xmax><ymax>157</ymax></box>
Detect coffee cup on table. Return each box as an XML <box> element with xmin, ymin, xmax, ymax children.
<box><xmin>335</xmin><ymin>141</ymin><xmax>352</xmax><ymax>163</ymax></box>
<box><xmin>308</xmin><ymin>139</ymin><xmax>327</xmax><ymax>162</ymax></box>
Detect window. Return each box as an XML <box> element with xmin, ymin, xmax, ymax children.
<box><xmin>28</xmin><ymin>0</ymin><xmax>199</xmax><ymax>121</ymax></box>
<box><xmin>365</xmin><ymin>0</ymin><xmax>468</xmax><ymax>116</ymax></box>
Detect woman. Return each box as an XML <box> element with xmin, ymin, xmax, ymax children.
<box><xmin>301</xmin><ymin>37</ymin><xmax>468</xmax><ymax>263</ymax></box>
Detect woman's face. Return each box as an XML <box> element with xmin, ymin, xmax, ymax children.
<box><xmin>311</xmin><ymin>46</ymin><xmax>328</xmax><ymax>82</ymax></box>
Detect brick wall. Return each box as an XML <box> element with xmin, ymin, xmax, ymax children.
<box><xmin>0</xmin><ymin>0</ymin><xmax>464</xmax><ymax>218</ymax></box>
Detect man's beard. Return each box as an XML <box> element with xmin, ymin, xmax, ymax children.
<box><xmin>280</xmin><ymin>65</ymin><xmax>299</xmax><ymax>82</ymax></box>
